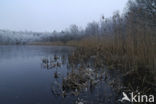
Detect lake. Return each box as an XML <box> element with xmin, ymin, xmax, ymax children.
<box><xmin>0</xmin><ymin>46</ymin><xmax>119</xmax><ymax>104</ymax></box>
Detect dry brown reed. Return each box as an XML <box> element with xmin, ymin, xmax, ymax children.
<box><xmin>67</xmin><ymin>25</ymin><xmax>156</xmax><ymax>85</ymax></box>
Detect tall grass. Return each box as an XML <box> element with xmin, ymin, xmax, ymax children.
<box><xmin>67</xmin><ymin>17</ymin><xmax>156</xmax><ymax>86</ymax></box>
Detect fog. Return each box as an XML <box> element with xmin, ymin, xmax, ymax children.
<box><xmin>0</xmin><ymin>0</ymin><xmax>128</xmax><ymax>32</ymax></box>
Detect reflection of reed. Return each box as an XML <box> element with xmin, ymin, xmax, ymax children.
<box><xmin>71</xmin><ymin>48</ymin><xmax>156</xmax><ymax>97</ymax></box>
<box><xmin>43</xmin><ymin>52</ymin><xmax>124</xmax><ymax>102</ymax></box>
<box><xmin>41</xmin><ymin>54</ymin><xmax>67</xmax><ymax>70</ymax></box>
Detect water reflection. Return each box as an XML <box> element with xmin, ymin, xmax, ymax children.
<box><xmin>40</xmin><ymin>53</ymin><xmax>122</xmax><ymax>104</ymax></box>
<box><xmin>0</xmin><ymin>46</ymin><xmax>123</xmax><ymax>104</ymax></box>
<box><xmin>0</xmin><ymin>46</ymin><xmax>74</xmax><ymax>104</ymax></box>
<box><xmin>41</xmin><ymin>54</ymin><xmax>66</xmax><ymax>70</ymax></box>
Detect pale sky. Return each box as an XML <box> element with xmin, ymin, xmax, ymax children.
<box><xmin>0</xmin><ymin>0</ymin><xmax>128</xmax><ymax>32</ymax></box>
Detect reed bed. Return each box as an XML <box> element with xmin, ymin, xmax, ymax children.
<box><xmin>67</xmin><ymin>29</ymin><xmax>156</xmax><ymax>89</ymax></box>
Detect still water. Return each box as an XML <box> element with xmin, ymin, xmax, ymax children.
<box><xmin>0</xmin><ymin>46</ymin><xmax>75</xmax><ymax>104</ymax></box>
<box><xmin>0</xmin><ymin>46</ymin><xmax>118</xmax><ymax>104</ymax></box>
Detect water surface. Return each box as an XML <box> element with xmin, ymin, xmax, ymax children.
<box><xmin>0</xmin><ymin>46</ymin><xmax>119</xmax><ymax>104</ymax></box>
<box><xmin>0</xmin><ymin>46</ymin><xmax>74</xmax><ymax>104</ymax></box>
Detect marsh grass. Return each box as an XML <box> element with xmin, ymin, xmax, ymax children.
<box><xmin>67</xmin><ymin>28</ymin><xmax>156</xmax><ymax>93</ymax></box>
<box><xmin>68</xmin><ymin>34</ymin><xmax>155</xmax><ymax>71</ymax></box>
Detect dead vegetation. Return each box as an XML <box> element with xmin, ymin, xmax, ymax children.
<box><xmin>44</xmin><ymin>0</ymin><xmax>156</xmax><ymax>101</ymax></box>
<box><xmin>67</xmin><ymin>31</ymin><xmax>156</xmax><ymax>92</ymax></box>
<box><xmin>66</xmin><ymin>5</ymin><xmax>156</xmax><ymax>94</ymax></box>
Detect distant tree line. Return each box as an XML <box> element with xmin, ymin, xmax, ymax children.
<box><xmin>41</xmin><ymin>0</ymin><xmax>155</xmax><ymax>45</ymax></box>
<box><xmin>0</xmin><ymin>0</ymin><xmax>155</xmax><ymax>46</ymax></box>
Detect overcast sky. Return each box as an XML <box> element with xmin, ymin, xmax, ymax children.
<box><xmin>0</xmin><ymin>0</ymin><xmax>128</xmax><ymax>32</ymax></box>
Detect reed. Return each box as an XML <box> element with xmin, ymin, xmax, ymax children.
<box><xmin>67</xmin><ymin>25</ymin><xmax>156</xmax><ymax>86</ymax></box>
